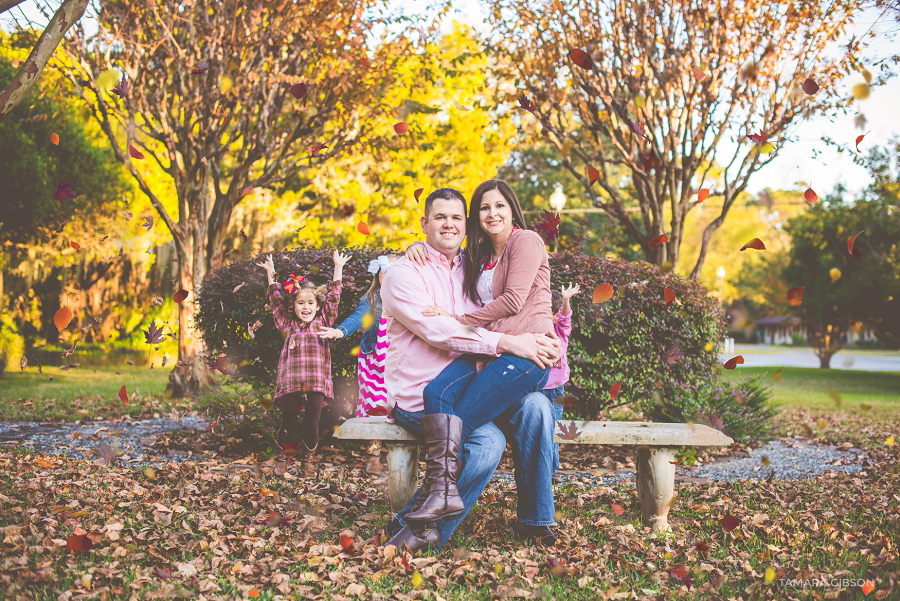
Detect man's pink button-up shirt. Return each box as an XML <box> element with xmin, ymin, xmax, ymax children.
<box><xmin>380</xmin><ymin>243</ymin><xmax>504</xmax><ymax>413</ymax></box>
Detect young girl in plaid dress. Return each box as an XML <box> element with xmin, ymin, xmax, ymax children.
<box><xmin>257</xmin><ymin>250</ymin><xmax>350</xmax><ymax>474</ymax></box>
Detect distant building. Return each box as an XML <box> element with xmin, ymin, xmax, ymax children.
<box><xmin>753</xmin><ymin>316</ymin><xmax>878</xmax><ymax>345</ymax></box>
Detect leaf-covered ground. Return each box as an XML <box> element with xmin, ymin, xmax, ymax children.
<box><xmin>1</xmin><ymin>407</ymin><xmax>897</xmax><ymax>601</ymax></box>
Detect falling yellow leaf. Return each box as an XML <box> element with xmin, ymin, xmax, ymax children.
<box><xmin>829</xmin><ymin>392</ymin><xmax>841</xmax><ymax>408</ymax></box>
<box><xmin>361</xmin><ymin>311</ymin><xmax>374</xmax><ymax>331</ymax></box>
<box><xmin>494</xmin><ymin>562</ymin><xmax>502</xmax><ymax>575</ymax></box>
<box><xmin>633</xmin><ymin>93</ymin><xmax>645</xmax><ymax>109</ymax></box>
<box><xmin>861</xmin><ymin>68</ymin><xmax>872</xmax><ymax>84</ymax></box>
<box><xmin>703</xmin><ymin>342</ymin><xmax>713</xmax><ymax>352</ymax></box>
<box><xmin>773</xmin><ymin>369</ymin><xmax>781</xmax><ymax>382</ymax></box>
<box><xmin>686</xmin><ymin>421</ymin><xmax>695</xmax><ymax>430</ymax></box>
<box><xmin>816</xmin><ymin>418</ymin><xmax>826</xmax><ymax>429</ymax></box>
<box><xmin>886</xmin><ymin>436</ymin><xmax>894</xmax><ymax>446</ymax></box>
<box><xmin>852</xmin><ymin>83</ymin><xmax>870</xmax><ymax>100</ymax></box>
<box><xmin>96</xmin><ymin>68</ymin><xmax>119</xmax><ymax>91</ymax></box>
<box><xmin>860</xmin><ymin>403</ymin><xmax>872</xmax><ymax>411</ymax></box>
<box><xmin>410</xmin><ymin>571</ymin><xmax>422</xmax><ymax>587</ymax></box>
<box><xmin>760</xmin><ymin>455</ymin><xmax>770</xmax><ymax>466</ymax></box>
<box><xmin>219</xmin><ymin>75</ymin><xmax>234</xmax><ymax>94</ymax></box>
<box><xmin>143</xmin><ymin>466</ymin><xmax>156</xmax><ymax>480</ymax></box>
<box><xmin>349</xmin><ymin>346</ymin><xmax>360</xmax><ymax>357</ymax></box>
<box><xmin>829</xmin><ymin>267</ymin><xmax>841</xmax><ymax>282</ymax></box>
<box><xmin>764</xmin><ymin>567</ymin><xmax>775</xmax><ymax>583</ymax></box>
<box><xmin>760</xmin><ymin>142</ymin><xmax>774</xmax><ymax>154</ymax></box>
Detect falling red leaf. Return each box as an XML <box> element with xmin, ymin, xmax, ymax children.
<box><xmin>666</xmin><ymin>565</ymin><xmax>693</xmax><ymax>589</ymax></box>
<box><xmin>50</xmin><ymin>132</ymin><xmax>59</xmax><ymax>145</ymax></box>
<box><xmin>697</xmin><ymin>188</ymin><xmax>709</xmax><ymax>203</ymax></box>
<box><xmin>118</xmin><ymin>385</ymin><xmax>128</xmax><ymax>404</ymax></box>
<box><xmin>663</xmin><ymin>288</ymin><xmax>675</xmax><ymax>307</ymax></box>
<box><xmin>691</xmin><ymin>67</ymin><xmax>706</xmax><ymax>80</ymax></box>
<box><xmin>568</xmin><ymin>48</ymin><xmax>593</xmax><ymax>70</ymax></box>
<box><xmin>191</xmin><ymin>58</ymin><xmax>214</xmax><ymax>75</ymax></box>
<box><xmin>747</xmin><ymin>130</ymin><xmax>767</xmax><ymax>146</ymax></box>
<box><xmin>360</xmin><ymin>57</ymin><xmax>371</xmax><ymax>68</ymax></box>
<box><xmin>609</xmin><ymin>381</ymin><xmax>621</xmax><ymax>402</ymax></box>
<box><xmin>173</xmin><ymin>289</ymin><xmax>189</xmax><ymax>303</ymax></box>
<box><xmin>339</xmin><ymin>535</ymin><xmax>357</xmax><ymax>555</ymax></box>
<box><xmin>592</xmin><ymin>283</ymin><xmax>613</xmax><ymax>303</ymax></box>
<box><xmin>694</xmin><ymin>540</ymin><xmax>710</xmax><ymax>553</ymax></box>
<box><xmin>111</xmin><ymin>75</ymin><xmax>129</xmax><ymax>97</ymax></box>
<box><xmin>739</xmin><ymin>238</ymin><xmax>766</xmax><ymax>251</ymax></box>
<box><xmin>610</xmin><ymin>503</ymin><xmax>624</xmax><ymax>515</ymax></box>
<box><xmin>802</xmin><ymin>77</ymin><xmax>820</xmax><ymax>95</ymax></box>
<box><xmin>240</xmin><ymin>186</ymin><xmax>253</xmax><ymax>197</ymax></box>
<box><xmin>787</xmin><ymin>286</ymin><xmax>804</xmax><ymax>306</ymax></box>
<box><xmin>357</xmin><ymin>221</ymin><xmax>370</xmax><ymax>235</ymax></box>
<box><xmin>248</xmin><ymin>589</ymin><xmax>259</xmax><ymax>598</ymax></box>
<box><xmin>855</xmin><ymin>130</ymin><xmax>870</xmax><ymax>153</ymax></box>
<box><xmin>62</xmin><ymin>341</ymin><xmax>77</xmax><ymax>358</ymax></box>
<box><xmin>53</xmin><ymin>306</ymin><xmax>73</xmax><ymax>332</ymax></box>
<box><xmin>720</xmin><ymin>514</ymin><xmax>740</xmax><ymax>531</ymax></box>
<box><xmin>414</xmin><ymin>188</ymin><xmax>424</xmax><ymax>202</ymax></box>
<box><xmin>290</xmin><ymin>83</ymin><xmax>307</xmax><ymax>99</ymax></box>
<box><xmin>848</xmin><ymin>230</ymin><xmax>864</xmax><ymax>256</ymax></box>
<box><xmin>517</xmin><ymin>92</ymin><xmax>536</xmax><ymax>114</ymax></box>
<box><xmin>556</xmin><ymin>420</ymin><xmax>582</xmax><ymax>440</ymax></box>
<box><xmin>648</xmin><ymin>234</ymin><xmax>668</xmax><ymax>249</ymax></box>
<box><xmin>143</xmin><ymin>320</ymin><xmax>165</xmax><ymax>344</ymax></box>
<box><xmin>393</xmin><ymin>122</ymin><xmax>408</xmax><ymax>135</ymax></box>
<box><xmin>547</xmin><ymin>557</ymin><xmax>567</xmax><ymax>577</ymax></box>
<box><xmin>70</xmin><ymin>241</ymin><xmax>80</xmax><ymax>250</ymax></box>
<box><xmin>629</xmin><ymin>121</ymin><xmax>648</xmax><ymax>140</ymax></box>
<box><xmin>129</xmin><ymin>145</ymin><xmax>144</xmax><ymax>160</ymax></box>
<box><xmin>53</xmin><ymin>182</ymin><xmax>74</xmax><ymax>204</ymax></box>
<box><xmin>803</xmin><ymin>187</ymin><xmax>818</xmax><ymax>203</ymax></box>
<box><xmin>401</xmin><ymin>551</ymin><xmax>411</xmax><ymax>572</ymax></box>
<box><xmin>663</xmin><ymin>341</ymin><xmax>684</xmax><ymax>365</ymax></box>
<box><xmin>534</xmin><ymin>210</ymin><xmax>561</xmax><ymax>243</ymax></box>
<box><xmin>587</xmin><ymin>166</ymin><xmax>599</xmax><ymax>187</ymax></box>
<box><xmin>307</xmin><ymin>143</ymin><xmax>327</xmax><ymax>156</ymax></box>
<box><xmin>723</xmin><ymin>355</ymin><xmax>744</xmax><ymax>370</ymax></box>
<box><xmin>66</xmin><ymin>533</ymin><xmax>93</xmax><ymax>552</ymax></box>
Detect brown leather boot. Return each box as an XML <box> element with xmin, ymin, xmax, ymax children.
<box><xmin>385</xmin><ymin>522</ymin><xmax>440</xmax><ymax>553</ymax></box>
<box><xmin>405</xmin><ymin>414</ymin><xmax>465</xmax><ymax>522</ymax></box>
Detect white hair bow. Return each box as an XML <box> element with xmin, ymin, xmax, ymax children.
<box><xmin>367</xmin><ymin>255</ymin><xmax>395</xmax><ymax>275</ymax></box>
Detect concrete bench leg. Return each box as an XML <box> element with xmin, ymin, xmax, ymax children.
<box><xmin>384</xmin><ymin>442</ymin><xmax>419</xmax><ymax>513</ymax></box>
<box><xmin>635</xmin><ymin>446</ymin><xmax>678</xmax><ymax>532</ymax></box>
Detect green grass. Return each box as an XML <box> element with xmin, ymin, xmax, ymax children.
<box><xmin>722</xmin><ymin>366</ymin><xmax>900</xmax><ymax>413</ymax></box>
<box><xmin>0</xmin><ymin>365</ymin><xmax>178</xmax><ymax>420</ymax></box>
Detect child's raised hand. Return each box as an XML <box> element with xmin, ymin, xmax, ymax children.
<box><xmin>561</xmin><ymin>283</ymin><xmax>581</xmax><ymax>300</ymax></box>
<box><xmin>315</xmin><ymin>326</ymin><xmax>345</xmax><ymax>340</ymax></box>
<box><xmin>256</xmin><ymin>254</ymin><xmax>275</xmax><ymax>275</ymax></box>
<box><xmin>333</xmin><ymin>250</ymin><xmax>352</xmax><ymax>268</ymax></box>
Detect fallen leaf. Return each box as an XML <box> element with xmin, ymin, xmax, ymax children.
<box><xmin>663</xmin><ymin>341</ymin><xmax>684</xmax><ymax>365</ymax></box>
<box><xmin>666</xmin><ymin>565</ymin><xmax>692</xmax><ymax>589</ymax></box>
<box><xmin>518</xmin><ymin>92</ymin><xmax>536</xmax><ymax>113</ymax></box>
<box><xmin>886</xmin><ymin>436</ymin><xmax>894</xmax><ymax>446</ymax></box>
<box><xmin>19</xmin><ymin>356</ymin><xmax>26</xmax><ymax>371</ymax></box>
<box><xmin>803</xmin><ymin>187</ymin><xmax>818</xmax><ymax>203</ymax></box>
<box><xmin>787</xmin><ymin>286</ymin><xmax>804</xmax><ymax>306</ymax></box>
<box><xmin>173</xmin><ymin>289</ymin><xmax>189</xmax><ymax>303</ymax></box>
<box><xmin>773</xmin><ymin>369</ymin><xmax>781</xmax><ymax>382</ymax></box>
<box><xmin>587</xmin><ymin>166</ymin><xmax>599</xmax><ymax>187</ymax></box>
<box><xmin>66</xmin><ymin>533</ymin><xmax>93</xmax><ymax>552</ymax></box>
<box><xmin>610</xmin><ymin>503</ymin><xmax>624</xmax><ymax>516</ymax></box>
<box><xmin>143</xmin><ymin>320</ymin><xmax>165</xmax><ymax>344</ymax></box>
<box><xmin>414</xmin><ymin>188</ymin><xmax>424</xmax><ymax>202</ymax></box>
<box><xmin>240</xmin><ymin>186</ymin><xmax>253</xmax><ymax>197</ymax></box>
<box><xmin>747</xmin><ymin>130</ymin><xmax>767</xmax><ymax>146</ymax></box>
<box><xmin>556</xmin><ymin>420</ymin><xmax>582</xmax><ymax>441</ymax></box>
<box><xmin>851</xmin><ymin>83</ymin><xmax>870</xmax><ymax>100</ymax></box>
<box><xmin>53</xmin><ymin>182</ymin><xmax>74</xmax><ymax>205</ymax></box>
<box><xmin>592</xmin><ymin>283</ymin><xmax>613</xmax><ymax>303</ymax></box>
<box><xmin>357</xmin><ymin>221</ymin><xmax>370</xmax><ymax>235</ymax></box>
<box><xmin>118</xmin><ymin>385</ymin><xmax>128</xmax><ymax>404</ymax></box>
<box><xmin>534</xmin><ymin>210</ymin><xmax>561</xmax><ymax>243</ymax></box>
<box><xmin>691</xmin><ymin>67</ymin><xmax>706</xmax><ymax>80</ymax></box>
<box><xmin>393</xmin><ymin>122</ymin><xmax>408</xmax><ymax>135</ymax></box>
<box><xmin>723</xmin><ymin>355</ymin><xmax>744</xmax><ymax>370</ymax></box>
<box><xmin>847</xmin><ymin>230</ymin><xmax>864</xmax><ymax>256</ymax></box>
<box><xmin>740</xmin><ymin>238</ymin><xmax>766</xmax><ymax>251</ymax></box>
<box><xmin>50</xmin><ymin>132</ymin><xmax>59</xmax><ymax>145</ymax></box>
<box><xmin>129</xmin><ymin>145</ymin><xmax>144</xmax><ymax>160</ymax></box>
<box><xmin>697</xmin><ymin>188</ymin><xmax>709</xmax><ymax>203</ymax></box>
<box><xmin>829</xmin><ymin>267</ymin><xmax>841</xmax><ymax>282</ymax></box>
<box><xmin>721</xmin><ymin>514</ymin><xmax>740</xmax><ymax>531</ymax></box>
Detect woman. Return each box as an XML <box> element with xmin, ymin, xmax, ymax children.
<box><xmin>402</xmin><ymin>179</ymin><xmax>554</xmax><ymax>523</ymax></box>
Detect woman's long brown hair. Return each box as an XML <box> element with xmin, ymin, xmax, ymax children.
<box><xmin>462</xmin><ymin>179</ymin><xmax>529</xmax><ymax>305</ymax></box>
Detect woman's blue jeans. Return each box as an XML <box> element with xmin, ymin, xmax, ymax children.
<box><xmin>423</xmin><ymin>354</ymin><xmax>550</xmax><ymax>441</ymax></box>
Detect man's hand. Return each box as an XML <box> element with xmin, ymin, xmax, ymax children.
<box><xmin>406</xmin><ymin>241</ymin><xmax>428</xmax><ymax>266</ymax></box>
<box><xmin>498</xmin><ymin>331</ymin><xmax>562</xmax><ymax>368</ymax></box>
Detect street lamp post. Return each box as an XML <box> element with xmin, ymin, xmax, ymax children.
<box><xmin>549</xmin><ymin>186</ymin><xmax>566</xmax><ymax>252</ymax></box>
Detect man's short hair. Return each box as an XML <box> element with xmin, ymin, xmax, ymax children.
<box><xmin>424</xmin><ymin>188</ymin><xmax>467</xmax><ymax>219</ymax></box>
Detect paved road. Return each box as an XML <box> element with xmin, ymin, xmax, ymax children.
<box><xmin>717</xmin><ymin>347</ymin><xmax>900</xmax><ymax>372</ymax></box>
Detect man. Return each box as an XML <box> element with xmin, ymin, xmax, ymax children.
<box><xmin>380</xmin><ymin>187</ymin><xmax>560</xmax><ymax>551</ymax></box>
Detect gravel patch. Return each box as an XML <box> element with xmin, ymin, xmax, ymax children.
<box><xmin>0</xmin><ymin>417</ymin><xmax>210</xmax><ymax>465</ymax></box>
<box><xmin>491</xmin><ymin>438</ymin><xmax>867</xmax><ymax>486</ymax></box>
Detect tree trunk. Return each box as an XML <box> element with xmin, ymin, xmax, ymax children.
<box><xmin>817</xmin><ymin>352</ymin><xmax>833</xmax><ymax>369</ymax></box>
<box><xmin>0</xmin><ymin>0</ymin><xmax>88</xmax><ymax>122</ymax></box>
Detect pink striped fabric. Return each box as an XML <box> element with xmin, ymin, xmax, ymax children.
<box><xmin>355</xmin><ymin>317</ymin><xmax>390</xmax><ymax>417</ymax></box>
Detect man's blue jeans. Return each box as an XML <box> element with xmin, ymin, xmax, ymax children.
<box><xmin>423</xmin><ymin>354</ymin><xmax>550</xmax><ymax>441</ymax></box>
<box><xmin>390</xmin><ymin>390</ymin><xmax>556</xmax><ymax>548</ymax></box>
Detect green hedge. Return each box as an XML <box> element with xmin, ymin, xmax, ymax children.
<box><xmin>197</xmin><ymin>246</ymin><xmax>727</xmax><ymax>422</ymax></box>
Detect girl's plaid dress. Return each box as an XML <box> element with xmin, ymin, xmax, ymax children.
<box><xmin>266</xmin><ymin>280</ymin><xmax>342</xmax><ymax>401</ymax></box>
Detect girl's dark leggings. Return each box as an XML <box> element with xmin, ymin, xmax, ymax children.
<box><xmin>277</xmin><ymin>391</ymin><xmax>326</xmax><ymax>449</ymax></box>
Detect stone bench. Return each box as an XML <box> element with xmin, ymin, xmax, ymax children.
<box><xmin>334</xmin><ymin>417</ymin><xmax>733</xmax><ymax>532</ymax></box>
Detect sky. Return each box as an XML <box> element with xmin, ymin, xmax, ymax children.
<box><xmin>5</xmin><ymin>0</ymin><xmax>899</xmax><ymax>199</ymax></box>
